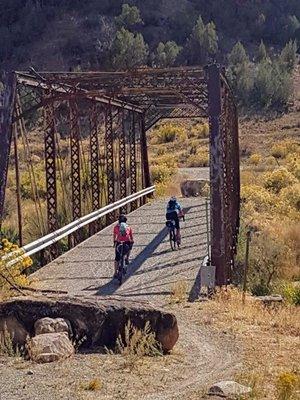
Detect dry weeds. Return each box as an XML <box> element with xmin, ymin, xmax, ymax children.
<box><xmin>169</xmin><ymin>279</ymin><xmax>188</xmax><ymax>304</ymax></box>
<box><xmin>190</xmin><ymin>287</ymin><xmax>300</xmax><ymax>399</ymax></box>
<box><xmin>109</xmin><ymin>320</ymin><xmax>163</xmax><ymax>371</ymax></box>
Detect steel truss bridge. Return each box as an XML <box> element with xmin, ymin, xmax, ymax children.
<box><xmin>0</xmin><ymin>65</ymin><xmax>239</xmax><ymax>286</ymax></box>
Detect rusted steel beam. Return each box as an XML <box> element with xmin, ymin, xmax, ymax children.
<box><xmin>207</xmin><ymin>64</ymin><xmax>226</xmax><ymax>286</ymax></box>
<box><xmin>44</xmin><ymin>101</ymin><xmax>58</xmax><ymax>234</ymax></box>
<box><xmin>105</xmin><ymin>103</ymin><xmax>115</xmax><ymax>224</ymax></box>
<box><xmin>16</xmin><ymin>73</ymin><xmax>143</xmax><ymax>113</ymax></box>
<box><xmin>0</xmin><ymin>72</ymin><xmax>16</xmax><ymax>226</ymax></box>
<box><xmin>69</xmin><ymin>100</ymin><xmax>81</xmax><ymax>246</ymax></box>
<box><xmin>129</xmin><ymin>111</ymin><xmax>137</xmax><ymax>211</ymax></box>
<box><xmin>119</xmin><ymin>108</ymin><xmax>127</xmax><ymax>214</ymax></box>
<box><xmin>140</xmin><ymin>113</ymin><xmax>151</xmax><ymax>203</ymax></box>
<box><xmin>89</xmin><ymin>104</ymin><xmax>101</xmax><ymax>235</ymax></box>
<box><xmin>13</xmin><ymin>126</ymin><xmax>23</xmax><ymax>246</ymax></box>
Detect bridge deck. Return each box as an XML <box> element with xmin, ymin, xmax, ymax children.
<box><xmin>32</xmin><ymin>197</ymin><xmax>208</xmax><ymax>304</ymax></box>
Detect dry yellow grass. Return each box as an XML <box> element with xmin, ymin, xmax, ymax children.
<box><xmin>192</xmin><ymin>288</ymin><xmax>300</xmax><ymax>399</ymax></box>
<box><xmin>80</xmin><ymin>378</ymin><xmax>102</xmax><ymax>391</ymax></box>
<box><xmin>169</xmin><ymin>279</ymin><xmax>188</xmax><ymax>304</ymax></box>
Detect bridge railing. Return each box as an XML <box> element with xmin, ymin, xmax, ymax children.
<box><xmin>2</xmin><ymin>186</ymin><xmax>155</xmax><ymax>268</ymax></box>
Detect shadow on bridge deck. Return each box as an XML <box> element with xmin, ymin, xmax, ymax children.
<box><xmin>31</xmin><ymin>198</ymin><xmax>207</xmax><ymax>304</ymax></box>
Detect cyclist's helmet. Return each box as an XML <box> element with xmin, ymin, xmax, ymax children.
<box><xmin>119</xmin><ymin>214</ymin><xmax>127</xmax><ymax>223</ymax></box>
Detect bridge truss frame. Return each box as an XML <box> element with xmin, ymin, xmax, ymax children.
<box><xmin>0</xmin><ymin>65</ymin><xmax>239</xmax><ymax>285</ymax></box>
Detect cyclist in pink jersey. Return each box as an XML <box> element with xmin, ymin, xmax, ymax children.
<box><xmin>113</xmin><ymin>214</ymin><xmax>134</xmax><ymax>277</ymax></box>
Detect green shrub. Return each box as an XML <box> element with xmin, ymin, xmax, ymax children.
<box><xmin>249</xmin><ymin>153</ymin><xmax>262</xmax><ymax>165</ymax></box>
<box><xmin>190</xmin><ymin>123</ymin><xmax>209</xmax><ymax>139</ymax></box>
<box><xmin>263</xmin><ymin>167</ymin><xmax>297</xmax><ymax>193</ymax></box>
<box><xmin>187</xmin><ymin>150</ymin><xmax>209</xmax><ymax>167</ymax></box>
<box><xmin>150</xmin><ymin>164</ymin><xmax>172</xmax><ymax>184</ymax></box>
<box><xmin>280</xmin><ymin>184</ymin><xmax>300</xmax><ymax>211</ymax></box>
<box><xmin>153</xmin><ymin>123</ymin><xmax>187</xmax><ymax>144</ymax></box>
<box><xmin>276</xmin><ymin>371</ymin><xmax>300</xmax><ymax>400</ymax></box>
<box><xmin>247</xmin><ymin>232</ymin><xmax>288</xmax><ymax>294</ymax></box>
<box><xmin>286</xmin><ymin>153</ymin><xmax>300</xmax><ymax>180</ymax></box>
<box><xmin>281</xmin><ymin>283</ymin><xmax>300</xmax><ymax>306</ymax></box>
<box><xmin>271</xmin><ymin>140</ymin><xmax>299</xmax><ymax>159</ymax></box>
<box><xmin>241</xmin><ymin>184</ymin><xmax>275</xmax><ymax>212</ymax></box>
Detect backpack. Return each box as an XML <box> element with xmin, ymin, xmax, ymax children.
<box><xmin>168</xmin><ymin>199</ymin><xmax>176</xmax><ymax>210</ymax></box>
<box><xmin>119</xmin><ymin>222</ymin><xmax>128</xmax><ymax>236</ymax></box>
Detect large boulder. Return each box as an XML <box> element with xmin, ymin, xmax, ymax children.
<box><xmin>180</xmin><ymin>179</ymin><xmax>209</xmax><ymax>197</ymax></box>
<box><xmin>0</xmin><ymin>315</ymin><xmax>29</xmax><ymax>347</ymax></box>
<box><xmin>208</xmin><ymin>380</ymin><xmax>252</xmax><ymax>398</ymax></box>
<box><xmin>34</xmin><ymin>317</ymin><xmax>72</xmax><ymax>336</ymax></box>
<box><xmin>27</xmin><ymin>332</ymin><xmax>74</xmax><ymax>363</ymax></box>
<box><xmin>0</xmin><ymin>295</ymin><xmax>179</xmax><ymax>352</ymax></box>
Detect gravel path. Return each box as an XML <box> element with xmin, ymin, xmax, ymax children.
<box><xmin>32</xmin><ymin>197</ymin><xmax>208</xmax><ymax>304</ymax></box>
<box><xmin>1</xmin><ymin>192</ymin><xmax>240</xmax><ymax>400</ymax></box>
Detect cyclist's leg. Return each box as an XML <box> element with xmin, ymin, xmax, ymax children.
<box><xmin>125</xmin><ymin>242</ymin><xmax>133</xmax><ymax>264</ymax></box>
<box><xmin>114</xmin><ymin>244</ymin><xmax>121</xmax><ymax>276</ymax></box>
<box><xmin>174</xmin><ymin>215</ymin><xmax>181</xmax><ymax>243</ymax></box>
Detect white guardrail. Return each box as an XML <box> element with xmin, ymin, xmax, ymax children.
<box><xmin>2</xmin><ymin>186</ymin><xmax>155</xmax><ymax>267</ymax></box>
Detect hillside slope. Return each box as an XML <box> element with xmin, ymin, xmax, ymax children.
<box><xmin>1</xmin><ymin>0</ymin><xmax>299</xmax><ymax>71</ymax></box>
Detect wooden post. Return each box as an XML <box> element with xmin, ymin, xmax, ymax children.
<box><xmin>242</xmin><ymin>230</ymin><xmax>251</xmax><ymax>304</ymax></box>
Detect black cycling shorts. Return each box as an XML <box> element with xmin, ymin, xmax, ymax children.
<box><xmin>115</xmin><ymin>241</ymin><xmax>133</xmax><ymax>262</ymax></box>
<box><xmin>166</xmin><ymin>211</ymin><xmax>180</xmax><ymax>230</ymax></box>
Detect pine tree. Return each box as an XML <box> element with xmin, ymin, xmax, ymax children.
<box><xmin>155</xmin><ymin>41</ymin><xmax>181</xmax><ymax>67</ymax></box>
<box><xmin>279</xmin><ymin>40</ymin><xmax>298</xmax><ymax>72</ymax></box>
<box><xmin>256</xmin><ymin>40</ymin><xmax>267</xmax><ymax>62</ymax></box>
<box><xmin>186</xmin><ymin>16</ymin><xmax>218</xmax><ymax>65</ymax></box>
<box><xmin>204</xmin><ymin>22</ymin><xmax>218</xmax><ymax>57</ymax></box>
<box><xmin>112</xmin><ymin>28</ymin><xmax>148</xmax><ymax>69</ymax></box>
<box><xmin>227</xmin><ymin>42</ymin><xmax>253</xmax><ymax>106</ymax></box>
<box><xmin>115</xmin><ymin>4</ymin><xmax>142</xmax><ymax>28</ymax></box>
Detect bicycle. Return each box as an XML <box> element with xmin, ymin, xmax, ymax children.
<box><xmin>166</xmin><ymin>214</ymin><xmax>185</xmax><ymax>251</ymax></box>
<box><xmin>166</xmin><ymin>219</ymin><xmax>177</xmax><ymax>250</ymax></box>
<box><xmin>115</xmin><ymin>242</ymin><xmax>127</xmax><ymax>285</ymax></box>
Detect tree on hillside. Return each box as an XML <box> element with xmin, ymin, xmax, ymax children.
<box><xmin>227</xmin><ymin>42</ymin><xmax>253</xmax><ymax>106</ymax></box>
<box><xmin>279</xmin><ymin>40</ymin><xmax>298</xmax><ymax>72</ymax></box>
<box><xmin>256</xmin><ymin>40</ymin><xmax>268</xmax><ymax>63</ymax></box>
<box><xmin>186</xmin><ymin>16</ymin><xmax>218</xmax><ymax>65</ymax></box>
<box><xmin>253</xmin><ymin>60</ymin><xmax>292</xmax><ymax>109</ymax></box>
<box><xmin>111</xmin><ymin>27</ymin><xmax>148</xmax><ymax>70</ymax></box>
<box><xmin>155</xmin><ymin>41</ymin><xmax>181</xmax><ymax>67</ymax></box>
<box><xmin>115</xmin><ymin>3</ymin><xmax>142</xmax><ymax>28</ymax></box>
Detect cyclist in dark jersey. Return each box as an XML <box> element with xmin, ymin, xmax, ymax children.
<box><xmin>166</xmin><ymin>196</ymin><xmax>184</xmax><ymax>244</ymax></box>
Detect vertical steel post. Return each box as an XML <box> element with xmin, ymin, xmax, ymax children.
<box><xmin>44</xmin><ymin>102</ymin><xmax>58</xmax><ymax>234</ymax></box>
<box><xmin>13</xmin><ymin>126</ymin><xmax>23</xmax><ymax>246</ymax></box>
<box><xmin>69</xmin><ymin>100</ymin><xmax>81</xmax><ymax>246</ymax></box>
<box><xmin>207</xmin><ymin>64</ymin><xmax>226</xmax><ymax>286</ymax></box>
<box><xmin>119</xmin><ymin>108</ymin><xmax>127</xmax><ymax>213</ymax></box>
<box><xmin>89</xmin><ymin>104</ymin><xmax>101</xmax><ymax>234</ymax></box>
<box><xmin>129</xmin><ymin>111</ymin><xmax>137</xmax><ymax>211</ymax></box>
<box><xmin>0</xmin><ymin>72</ymin><xmax>16</xmax><ymax>227</ymax></box>
<box><xmin>105</xmin><ymin>102</ymin><xmax>115</xmax><ymax>224</ymax></box>
<box><xmin>140</xmin><ymin>112</ymin><xmax>151</xmax><ymax>205</ymax></box>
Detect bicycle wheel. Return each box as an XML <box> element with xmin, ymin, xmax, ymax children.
<box><xmin>117</xmin><ymin>246</ymin><xmax>124</xmax><ymax>285</ymax></box>
<box><xmin>118</xmin><ymin>259</ymin><xmax>123</xmax><ymax>285</ymax></box>
<box><xmin>170</xmin><ymin>229</ymin><xmax>176</xmax><ymax>251</ymax></box>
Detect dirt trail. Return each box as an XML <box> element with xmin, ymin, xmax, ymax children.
<box><xmin>1</xmin><ymin>183</ymin><xmax>240</xmax><ymax>399</ymax></box>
